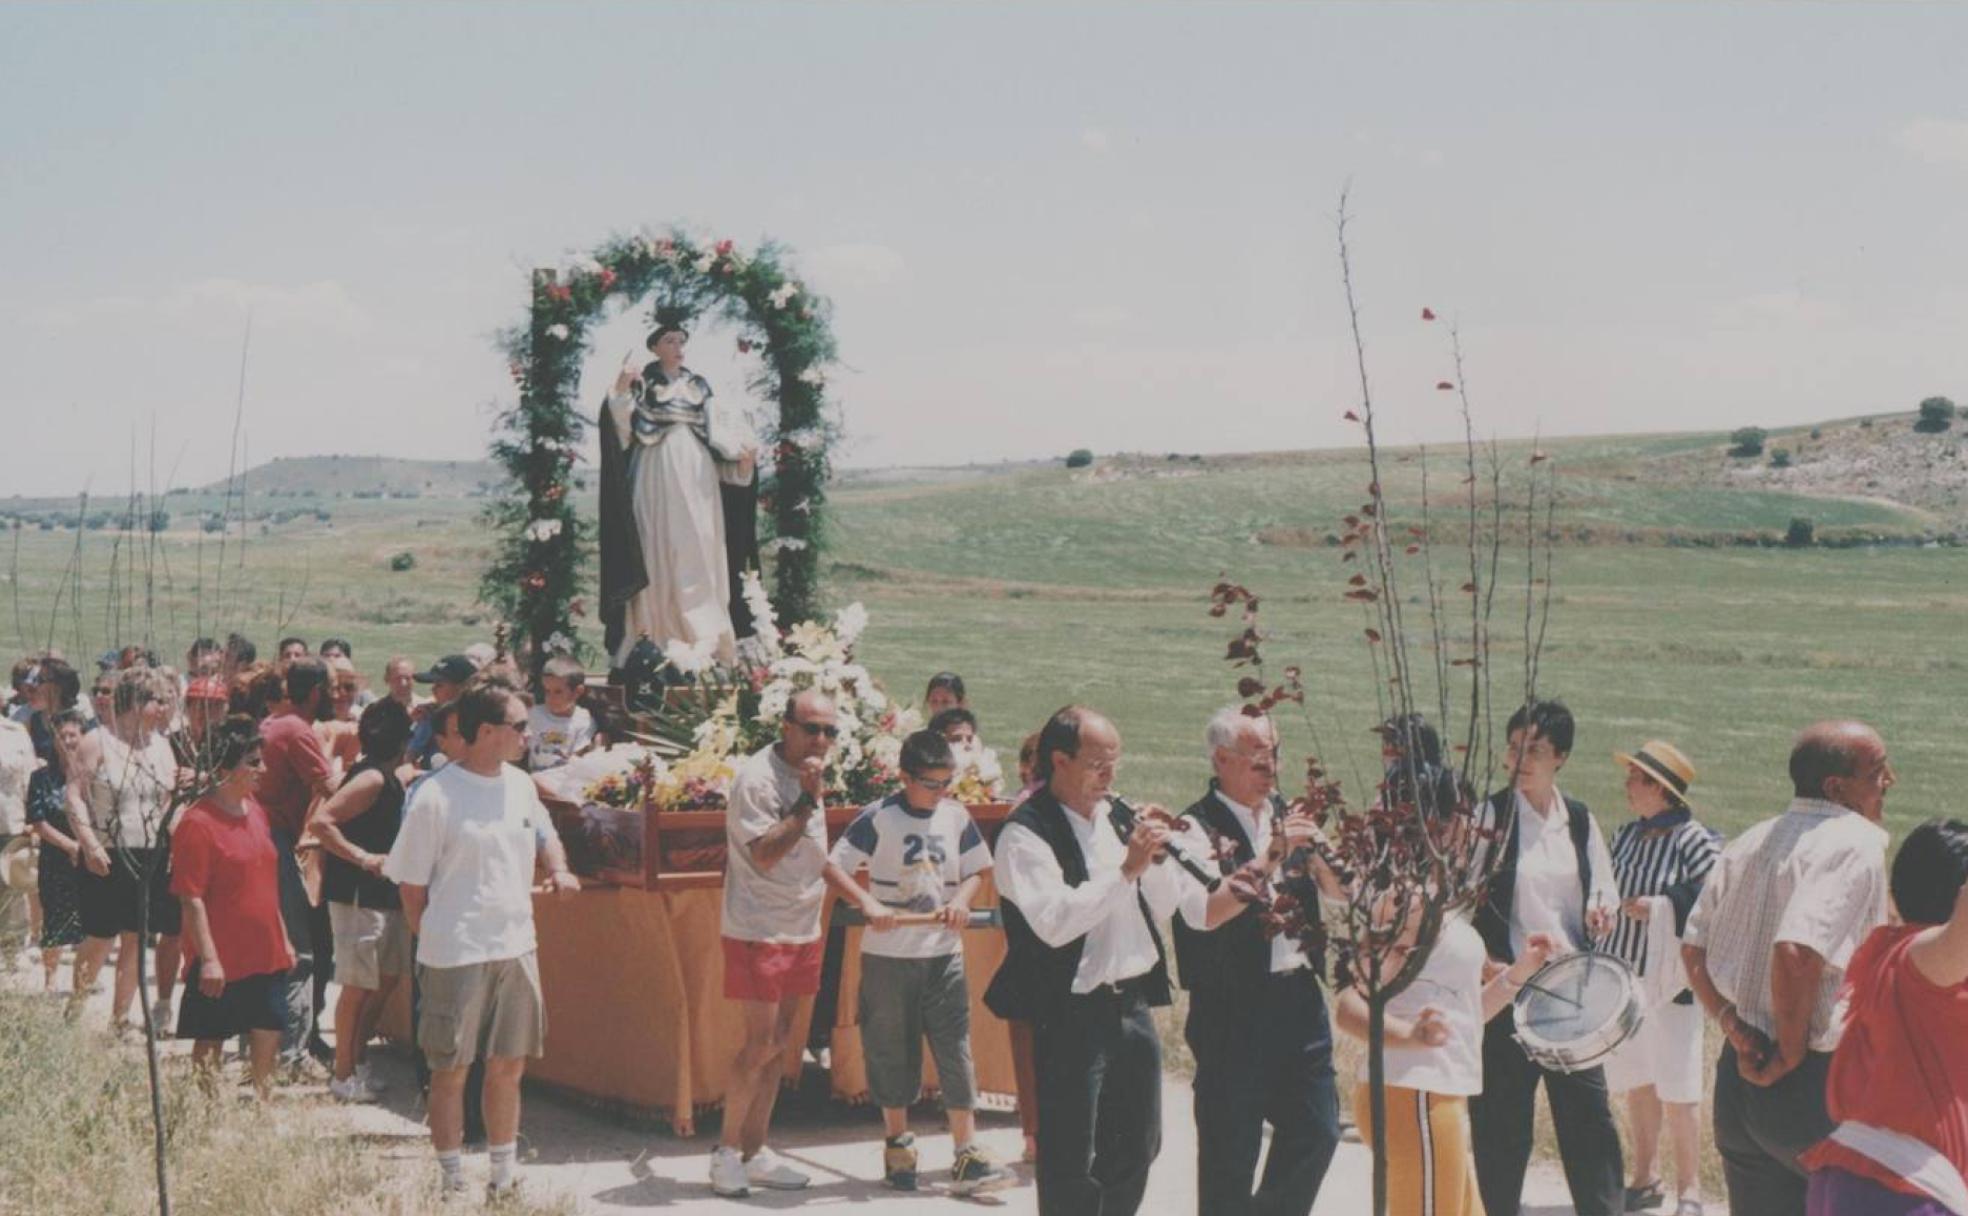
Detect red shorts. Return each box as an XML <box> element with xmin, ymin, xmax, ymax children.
<box><xmin>721</xmin><ymin>936</ymin><xmax>824</xmax><ymax>1003</ymax></box>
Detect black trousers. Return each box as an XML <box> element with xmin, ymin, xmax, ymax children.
<box><xmin>1712</xmin><ymin>1043</ymin><xmax>1833</xmax><ymax>1216</ymax></box>
<box><xmin>1469</xmin><ymin>1009</ymin><xmax>1624</xmax><ymax>1216</ymax></box>
<box><xmin>1033</xmin><ymin>986</ymin><xmax>1163</xmax><ymax>1216</ymax></box>
<box><xmin>1187</xmin><ymin>970</ymin><xmax>1342</xmax><ymax>1216</ymax></box>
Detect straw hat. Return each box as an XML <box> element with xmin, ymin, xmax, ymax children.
<box><xmin>1613</xmin><ymin>739</ymin><xmax>1696</xmax><ymax>805</ymax></box>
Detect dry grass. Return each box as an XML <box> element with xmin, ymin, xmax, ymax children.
<box><xmin>0</xmin><ymin>990</ymin><xmax>572</xmax><ymax>1216</ymax></box>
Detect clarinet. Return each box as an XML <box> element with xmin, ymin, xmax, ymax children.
<box><xmin>1109</xmin><ymin>794</ymin><xmax>1220</xmax><ymax>890</ymax></box>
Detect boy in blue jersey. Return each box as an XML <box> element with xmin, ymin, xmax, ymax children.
<box><xmin>830</xmin><ymin>730</ymin><xmax>1014</xmax><ymax>1195</ymax></box>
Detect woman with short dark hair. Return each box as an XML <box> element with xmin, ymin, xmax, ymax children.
<box><xmin>1801</xmin><ymin>818</ymin><xmax>1968</xmax><ymax>1215</ymax></box>
<box><xmin>172</xmin><ymin>716</ymin><xmax>295</xmax><ymax>1097</ymax></box>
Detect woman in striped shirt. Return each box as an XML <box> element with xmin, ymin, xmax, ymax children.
<box><xmin>1603</xmin><ymin>741</ymin><xmax>1723</xmax><ymax>1216</ymax></box>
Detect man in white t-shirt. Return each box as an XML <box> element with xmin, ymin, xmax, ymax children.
<box><xmin>524</xmin><ymin>656</ymin><xmax>595</xmax><ymax>772</ymax></box>
<box><xmin>710</xmin><ymin>689</ymin><xmax>884</xmax><ymax>1198</ymax></box>
<box><xmin>829</xmin><ymin>729</ymin><xmax>1012</xmax><ymax>1195</ymax></box>
<box><xmin>384</xmin><ymin>684</ymin><xmax>579</xmax><ymax>1203</ymax></box>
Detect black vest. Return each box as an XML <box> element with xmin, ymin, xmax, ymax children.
<box><xmin>320</xmin><ymin>760</ymin><xmax>405</xmax><ymax>910</ymax></box>
<box><xmin>1170</xmin><ymin>787</ymin><xmax>1276</xmax><ymax>996</ymax></box>
<box><xmin>1473</xmin><ymin>788</ymin><xmax>1597</xmax><ymax>964</ymax></box>
<box><xmin>984</xmin><ymin>790</ymin><xmax>1171</xmax><ymax>1024</ymax></box>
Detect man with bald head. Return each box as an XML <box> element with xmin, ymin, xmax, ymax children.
<box><xmin>1682</xmin><ymin>720</ymin><xmax>1894</xmax><ymax>1216</ymax></box>
<box><xmin>709</xmin><ymin>688</ymin><xmax>867</xmax><ymax>1197</ymax></box>
<box><xmin>988</xmin><ymin>705</ymin><xmax>1249</xmax><ymax>1216</ymax></box>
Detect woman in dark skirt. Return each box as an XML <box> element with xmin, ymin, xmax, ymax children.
<box><xmin>23</xmin><ymin>662</ymin><xmax>86</xmax><ymax>993</ymax></box>
<box><xmin>172</xmin><ymin>716</ymin><xmax>295</xmax><ymax>1097</ymax></box>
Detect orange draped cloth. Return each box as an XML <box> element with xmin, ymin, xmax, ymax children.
<box><xmin>383</xmin><ymin>880</ymin><xmax>1018</xmax><ymax>1133</ymax></box>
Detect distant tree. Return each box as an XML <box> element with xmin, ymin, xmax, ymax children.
<box><xmin>1769</xmin><ymin>448</ymin><xmax>1792</xmax><ymax>469</ymax></box>
<box><xmin>1728</xmin><ymin>427</ymin><xmax>1767</xmax><ymax>458</ymax></box>
<box><xmin>147</xmin><ymin>510</ymin><xmax>169</xmax><ymax>533</ymax></box>
<box><xmin>1786</xmin><ymin>517</ymin><xmax>1816</xmax><ymax>547</ymax></box>
<box><xmin>1809</xmin><ymin>427</ymin><xmax>1823</xmax><ymax>440</ymax></box>
<box><xmin>1916</xmin><ymin>396</ymin><xmax>1957</xmax><ymax>434</ymax></box>
<box><xmin>1065</xmin><ymin>448</ymin><xmax>1095</xmax><ymax>468</ymax></box>
<box><xmin>1859</xmin><ymin>417</ymin><xmax>1875</xmax><ymax>429</ymax></box>
<box><xmin>388</xmin><ymin>551</ymin><xmax>416</xmax><ymax>572</ymax></box>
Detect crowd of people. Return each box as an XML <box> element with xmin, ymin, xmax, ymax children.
<box><xmin>2</xmin><ymin>638</ymin><xmax>1963</xmax><ymax>1216</ymax></box>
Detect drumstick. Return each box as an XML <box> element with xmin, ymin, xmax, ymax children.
<box><xmin>1517</xmin><ymin>975</ymin><xmax>1584</xmax><ymax>1010</ymax></box>
<box><xmin>834</xmin><ymin>906</ymin><xmax>1002</xmax><ymax>930</ymax></box>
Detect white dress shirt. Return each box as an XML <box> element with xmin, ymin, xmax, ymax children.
<box><xmin>995</xmin><ymin>798</ymin><xmax>1193</xmax><ymax>993</ymax></box>
<box><xmin>1506</xmin><ymin>786</ymin><xmax>1617</xmax><ymax>957</ymax></box>
<box><xmin>1177</xmin><ymin>791</ymin><xmax>1308</xmax><ymax>973</ymax></box>
<box><xmin>1682</xmin><ymin>798</ymin><xmax>1888</xmax><ymax>1050</ymax></box>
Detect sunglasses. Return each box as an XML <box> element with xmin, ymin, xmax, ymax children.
<box><xmin>791</xmin><ymin>720</ymin><xmax>840</xmax><ymax>739</ymax></box>
<box><xmin>907</xmin><ymin>773</ymin><xmax>953</xmax><ymax>791</ymax></box>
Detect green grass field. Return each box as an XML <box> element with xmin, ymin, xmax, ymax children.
<box><xmin>6</xmin><ymin>444</ymin><xmax>1960</xmax><ymax>843</ymax></box>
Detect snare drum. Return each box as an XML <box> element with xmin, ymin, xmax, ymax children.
<box><xmin>1510</xmin><ymin>951</ymin><xmax>1643</xmax><ymax>1073</ymax></box>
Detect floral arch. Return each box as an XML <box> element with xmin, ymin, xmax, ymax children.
<box><xmin>482</xmin><ymin>230</ymin><xmax>839</xmax><ymax>671</ymax></box>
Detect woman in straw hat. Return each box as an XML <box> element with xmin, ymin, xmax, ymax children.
<box><xmin>1603</xmin><ymin>741</ymin><xmax>1723</xmax><ymax>1216</ymax></box>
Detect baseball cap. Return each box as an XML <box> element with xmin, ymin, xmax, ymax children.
<box><xmin>414</xmin><ymin>655</ymin><xmax>478</xmax><ymax>685</ymax></box>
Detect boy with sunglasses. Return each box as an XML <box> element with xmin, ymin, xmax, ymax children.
<box><xmin>829</xmin><ymin>729</ymin><xmax>1012</xmax><ymax>1195</ymax></box>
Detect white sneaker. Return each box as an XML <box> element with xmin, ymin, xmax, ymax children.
<box><xmin>709</xmin><ymin>1146</ymin><xmax>750</xmax><ymax>1198</ymax></box>
<box><xmin>743</xmin><ymin>1147</ymin><xmax>810</xmax><ymax>1191</ymax></box>
<box><xmin>329</xmin><ymin>1074</ymin><xmax>379</xmax><ymax>1103</ymax></box>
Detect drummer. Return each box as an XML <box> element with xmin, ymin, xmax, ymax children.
<box><xmin>1601</xmin><ymin>742</ymin><xmax>1723</xmax><ymax>1216</ymax></box>
<box><xmin>1469</xmin><ymin>699</ymin><xmax>1625</xmax><ymax>1216</ymax></box>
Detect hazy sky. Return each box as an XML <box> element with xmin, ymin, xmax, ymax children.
<box><xmin>5</xmin><ymin>2</ymin><xmax>1967</xmax><ymax>497</ymax></box>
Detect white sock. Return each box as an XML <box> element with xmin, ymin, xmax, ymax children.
<box><xmin>437</xmin><ymin>1149</ymin><xmax>464</xmax><ymax>1189</ymax></box>
<box><xmin>489</xmin><ymin>1143</ymin><xmax>516</xmax><ymax>1188</ymax></box>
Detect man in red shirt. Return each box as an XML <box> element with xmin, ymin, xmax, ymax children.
<box><xmin>258</xmin><ymin>657</ymin><xmax>337</xmax><ymax>1071</ymax></box>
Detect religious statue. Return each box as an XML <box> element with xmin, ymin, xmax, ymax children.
<box><xmin>598</xmin><ymin>321</ymin><xmax>762</xmax><ymax>673</ymax></box>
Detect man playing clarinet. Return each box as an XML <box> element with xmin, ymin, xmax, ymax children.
<box><xmin>1174</xmin><ymin>706</ymin><xmax>1345</xmax><ymax>1216</ymax></box>
<box><xmin>987</xmin><ymin>705</ymin><xmax>1248</xmax><ymax>1216</ymax></box>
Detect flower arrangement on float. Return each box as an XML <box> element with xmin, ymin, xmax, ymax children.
<box><xmin>582</xmin><ymin>573</ymin><xmax>916</xmax><ymax>813</ymax></box>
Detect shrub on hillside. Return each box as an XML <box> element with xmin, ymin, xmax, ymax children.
<box><xmin>1809</xmin><ymin>427</ymin><xmax>1823</xmax><ymax>440</ymax></box>
<box><xmin>1065</xmin><ymin>448</ymin><xmax>1095</xmax><ymax>469</ymax></box>
<box><xmin>1915</xmin><ymin>396</ymin><xmax>1956</xmax><ymax>434</ymax></box>
<box><xmin>388</xmin><ymin>551</ymin><xmax>416</xmax><ymax>572</ymax></box>
<box><xmin>1769</xmin><ymin>449</ymin><xmax>1792</xmax><ymax>469</ymax></box>
<box><xmin>1728</xmin><ymin>427</ymin><xmax>1767</xmax><ymax>458</ymax></box>
<box><xmin>1786</xmin><ymin>517</ymin><xmax>1816</xmax><ymax>548</ymax></box>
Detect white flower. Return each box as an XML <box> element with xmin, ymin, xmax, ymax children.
<box><xmin>893</xmin><ymin>707</ymin><xmax>924</xmax><ymax>734</ymax></box>
<box><xmin>757</xmin><ymin>679</ymin><xmax>794</xmax><ymax>722</ymax></box>
<box><xmin>870</xmin><ymin>734</ymin><xmax>902</xmax><ymax>769</ymax></box>
<box><xmin>545</xmin><ymin>323</ymin><xmax>570</xmax><ymax>341</ymax></box>
<box><xmin>661</xmin><ymin>637</ymin><xmax>716</xmax><ymax>676</ymax></box>
<box><xmin>787</xmin><ymin>427</ymin><xmax>827</xmax><ymax>452</ymax></box>
<box><xmin>568</xmin><ymin>255</ymin><xmax>603</xmax><ymax>276</ymax></box>
<box><xmin>763</xmin><ymin>537</ymin><xmax>809</xmax><ymax>555</ymax></box>
<box><xmin>769</xmin><ymin>282</ymin><xmax>800</xmax><ymax>309</ymax></box>
<box><xmin>739</xmin><ymin>569</ymin><xmax>780</xmax><ymax>647</ymax></box>
<box><xmin>525</xmin><ymin>518</ymin><xmax>563</xmax><ymax>543</ymax></box>
<box><xmin>544</xmin><ymin>632</ymin><xmax>576</xmax><ymax>654</ymax></box>
<box><xmin>694</xmin><ymin>252</ymin><xmax>718</xmax><ymax>274</ymax></box>
<box><xmin>833</xmin><ymin>602</ymin><xmax>869</xmax><ymax>646</ymax></box>
<box><xmin>797</xmin><ymin>366</ymin><xmax>826</xmax><ymax>387</ymax></box>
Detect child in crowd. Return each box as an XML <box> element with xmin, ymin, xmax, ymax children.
<box><xmin>526</xmin><ymin>656</ymin><xmax>595</xmax><ymax>772</ymax></box>
<box><xmin>929</xmin><ymin>706</ymin><xmax>1003</xmax><ymax>798</ymax></box>
<box><xmin>1335</xmin><ymin>907</ymin><xmax>1559</xmax><ymax>1216</ymax></box>
<box><xmin>828</xmin><ymin>730</ymin><xmax>1013</xmax><ymax>1195</ymax></box>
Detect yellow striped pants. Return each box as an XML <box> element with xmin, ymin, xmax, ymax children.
<box><xmin>1352</xmin><ymin>1083</ymin><xmax>1486</xmax><ymax>1216</ymax></box>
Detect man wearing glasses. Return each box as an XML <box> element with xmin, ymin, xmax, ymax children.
<box><xmin>710</xmin><ymin>688</ymin><xmax>866</xmax><ymax>1197</ymax></box>
<box><xmin>384</xmin><ymin>684</ymin><xmax>579</xmax><ymax>1203</ymax></box>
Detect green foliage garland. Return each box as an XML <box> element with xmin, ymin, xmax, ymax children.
<box><xmin>483</xmin><ymin>230</ymin><xmax>840</xmax><ymax>672</ymax></box>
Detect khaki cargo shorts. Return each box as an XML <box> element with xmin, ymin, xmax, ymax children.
<box><xmin>415</xmin><ymin>951</ymin><xmax>546</xmax><ymax>1072</ymax></box>
<box><xmin>329</xmin><ymin>903</ymin><xmax>412</xmax><ymax>991</ymax></box>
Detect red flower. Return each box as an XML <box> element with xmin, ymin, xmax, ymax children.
<box><xmin>569</xmin><ymin>597</ymin><xmax>587</xmax><ymax>618</ymax></box>
<box><xmin>1421</xmin><ymin>307</ymin><xmax>1437</xmax><ymax>321</ymax></box>
<box><xmin>546</xmin><ymin>284</ymin><xmax>572</xmax><ymax>304</ymax></box>
<box><xmin>597</xmin><ymin>268</ymin><xmax>618</xmax><ymax>290</ymax></box>
<box><xmin>737</xmin><ymin>338</ymin><xmax>752</xmax><ymax>353</ymax></box>
<box><xmin>520</xmin><ymin>572</ymin><xmax>547</xmax><ymax>592</ymax></box>
<box><xmin>715</xmin><ymin>239</ymin><xmax>735</xmax><ymax>256</ymax></box>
